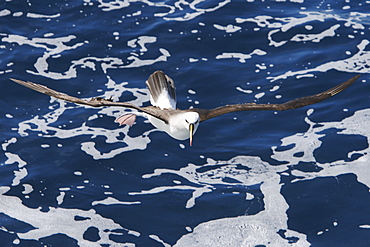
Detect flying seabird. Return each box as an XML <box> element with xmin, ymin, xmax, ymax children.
<box><xmin>10</xmin><ymin>71</ymin><xmax>360</xmax><ymax>146</ymax></box>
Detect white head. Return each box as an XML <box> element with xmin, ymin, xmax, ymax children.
<box><xmin>183</xmin><ymin>112</ymin><xmax>200</xmax><ymax>146</ymax></box>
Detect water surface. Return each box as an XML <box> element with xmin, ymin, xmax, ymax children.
<box><xmin>1</xmin><ymin>0</ymin><xmax>370</xmax><ymax>246</ymax></box>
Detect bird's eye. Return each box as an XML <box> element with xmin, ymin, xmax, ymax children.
<box><xmin>185</xmin><ymin>119</ymin><xmax>189</xmax><ymax>123</ymax></box>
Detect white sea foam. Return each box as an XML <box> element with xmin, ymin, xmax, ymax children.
<box><xmin>127</xmin><ymin>36</ymin><xmax>157</xmax><ymax>53</ymax></box>
<box><xmin>216</xmin><ymin>49</ymin><xmax>267</xmax><ymax>63</ymax></box>
<box><xmin>2</xmin><ymin>34</ymin><xmax>170</xmax><ymax>80</ymax></box>
<box><xmin>236</xmin><ymin>11</ymin><xmax>367</xmax><ymax>48</ymax></box>
<box><xmin>96</xmin><ymin>0</ymin><xmax>231</xmax><ymax>22</ymax></box>
<box><xmin>174</xmin><ymin>108</ymin><xmax>370</xmax><ymax>246</ymax></box>
<box><xmin>92</xmin><ymin>197</ymin><xmax>141</xmax><ymax>206</ymax></box>
<box><xmin>268</xmin><ymin>39</ymin><xmax>370</xmax><ymax>81</ymax></box>
<box><xmin>290</xmin><ymin>24</ymin><xmax>340</xmax><ymax>43</ymax></box>
<box><xmin>26</xmin><ymin>12</ymin><xmax>61</xmax><ymax>18</ymax></box>
<box><xmin>2</xmin><ymin>32</ymin><xmax>171</xmax><ymax>160</ymax></box>
<box><xmin>0</xmin><ymin>9</ymin><xmax>11</xmax><ymax>16</ymax></box>
<box><xmin>3</xmin><ymin>94</ymin><xmax>368</xmax><ymax>246</ymax></box>
<box><xmin>213</xmin><ymin>24</ymin><xmax>242</xmax><ymax>33</ymax></box>
<box><xmin>0</xmin><ymin>187</ymin><xmax>135</xmax><ymax>246</ymax></box>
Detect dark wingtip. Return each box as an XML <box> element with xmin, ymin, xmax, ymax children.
<box><xmin>10</xmin><ymin>78</ymin><xmax>33</xmax><ymax>87</ymax></box>
<box><xmin>10</xmin><ymin>78</ymin><xmax>22</xmax><ymax>83</ymax></box>
<box><xmin>352</xmin><ymin>74</ymin><xmax>361</xmax><ymax>80</ymax></box>
<box><xmin>328</xmin><ymin>74</ymin><xmax>361</xmax><ymax>96</ymax></box>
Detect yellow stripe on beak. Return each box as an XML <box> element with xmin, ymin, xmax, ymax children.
<box><xmin>189</xmin><ymin>123</ymin><xmax>194</xmax><ymax>146</ymax></box>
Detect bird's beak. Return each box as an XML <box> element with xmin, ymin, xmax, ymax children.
<box><xmin>189</xmin><ymin>123</ymin><xmax>194</xmax><ymax>146</ymax></box>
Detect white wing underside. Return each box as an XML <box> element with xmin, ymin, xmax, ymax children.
<box><xmin>150</xmin><ymin>90</ymin><xmax>176</xmax><ymax>110</ymax></box>
<box><xmin>146</xmin><ymin>71</ymin><xmax>177</xmax><ymax>110</ymax></box>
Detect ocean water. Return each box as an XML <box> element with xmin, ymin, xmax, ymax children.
<box><xmin>1</xmin><ymin>0</ymin><xmax>370</xmax><ymax>246</ymax></box>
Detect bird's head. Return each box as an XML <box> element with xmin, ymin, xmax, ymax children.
<box><xmin>183</xmin><ymin>112</ymin><xmax>200</xmax><ymax>146</ymax></box>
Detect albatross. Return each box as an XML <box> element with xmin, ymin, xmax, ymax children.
<box><xmin>10</xmin><ymin>71</ymin><xmax>360</xmax><ymax>146</ymax></box>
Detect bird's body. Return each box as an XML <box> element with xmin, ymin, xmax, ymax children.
<box><xmin>148</xmin><ymin>112</ymin><xmax>199</xmax><ymax>140</ymax></box>
<box><xmin>143</xmin><ymin>71</ymin><xmax>199</xmax><ymax>144</ymax></box>
<box><xmin>10</xmin><ymin>71</ymin><xmax>360</xmax><ymax>146</ymax></box>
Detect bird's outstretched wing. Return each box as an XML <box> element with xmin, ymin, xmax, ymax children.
<box><xmin>10</xmin><ymin>78</ymin><xmax>170</xmax><ymax>123</ymax></box>
<box><xmin>146</xmin><ymin>70</ymin><xmax>177</xmax><ymax>109</ymax></box>
<box><xmin>193</xmin><ymin>74</ymin><xmax>360</xmax><ymax>122</ymax></box>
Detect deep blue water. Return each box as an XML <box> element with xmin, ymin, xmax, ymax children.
<box><xmin>1</xmin><ymin>0</ymin><xmax>370</xmax><ymax>246</ymax></box>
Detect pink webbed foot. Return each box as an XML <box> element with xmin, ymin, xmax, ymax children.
<box><xmin>115</xmin><ymin>113</ymin><xmax>137</xmax><ymax>127</ymax></box>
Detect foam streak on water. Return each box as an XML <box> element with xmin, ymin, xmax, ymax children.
<box><xmin>176</xmin><ymin>108</ymin><xmax>370</xmax><ymax>246</ymax></box>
